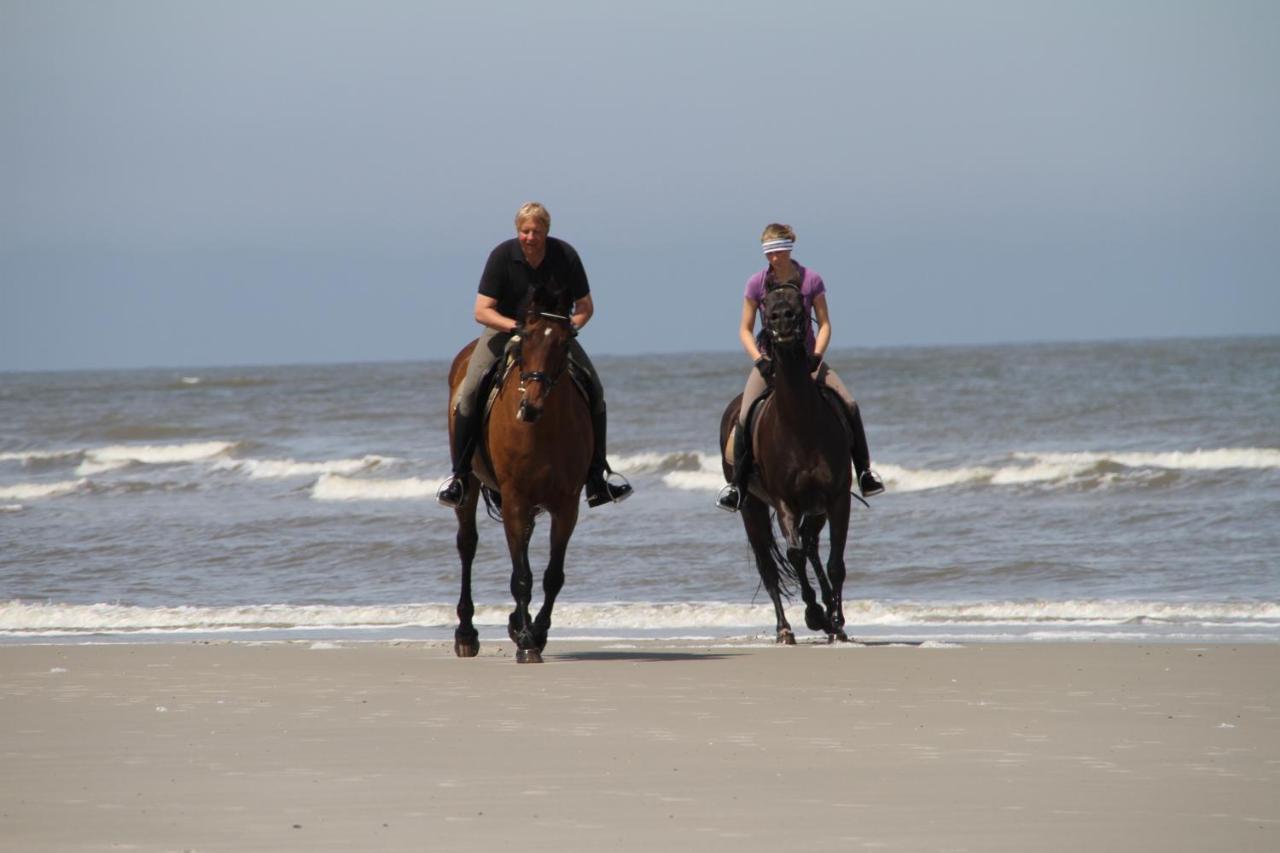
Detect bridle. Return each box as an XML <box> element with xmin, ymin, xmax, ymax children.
<box><xmin>516</xmin><ymin>311</ymin><xmax>574</xmax><ymax>397</ymax></box>
<box><xmin>763</xmin><ymin>283</ymin><xmax>805</xmax><ymax>347</ymax></box>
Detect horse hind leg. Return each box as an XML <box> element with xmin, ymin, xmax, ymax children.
<box><xmin>742</xmin><ymin>497</ymin><xmax>795</xmax><ymax>645</ymax></box>
<box><xmin>453</xmin><ymin>475</ymin><xmax>481</xmax><ymax>658</ymax></box>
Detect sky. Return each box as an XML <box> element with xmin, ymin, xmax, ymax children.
<box><xmin>3</xmin><ymin>0</ymin><xmax>1278</xmax><ymax>371</ymax></box>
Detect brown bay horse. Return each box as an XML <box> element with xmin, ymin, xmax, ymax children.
<box><xmin>719</xmin><ymin>283</ymin><xmax>855</xmax><ymax>644</ymax></box>
<box><xmin>445</xmin><ymin>285</ymin><xmax>592</xmax><ymax>662</ymax></box>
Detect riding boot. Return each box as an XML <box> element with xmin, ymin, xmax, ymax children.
<box><xmin>584</xmin><ymin>404</ymin><xmax>633</xmax><ymax>508</ymax></box>
<box><xmin>716</xmin><ymin>419</ymin><xmax>753</xmax><ymax>512</ymax></box>
<box><xmin>436</xmin><ymin>407</ymin><xmax>480</xmax><ymax>508</ymax></box>
<box><xmin>845</xmin><ymin>402</ymin><xmax>885</xmax><ymax>498</ymax></box>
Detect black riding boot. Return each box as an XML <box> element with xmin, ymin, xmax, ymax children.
<box><xmin>845</xmin><ymin>402</ymin><xmax>885</xmax><ymax>497</ymax></box>
<box><xmin>436</xmin><ymin>407</ymin><xmax>480</xmax><ymax>508</ymax></box>
<box><xmin>716</xmin><ymin>419</ymin><xmax>753</xmax><ymax>512</ymax></box>
<box><xmin>585</xmin><ymin>405</ymin><xmax>633</xmax><ymax>508</ymax></box>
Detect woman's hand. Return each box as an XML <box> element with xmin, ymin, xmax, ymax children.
<box><xmin>754</xmin><ymin>356</ymin><xmax>774</xmax><ymax>380</ymax></box>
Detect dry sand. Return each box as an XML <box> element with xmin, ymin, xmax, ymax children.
<box><xmin>2</xmin><ymin>639</ymin><xmax>1276</xmax><ymax>852</ymax></box>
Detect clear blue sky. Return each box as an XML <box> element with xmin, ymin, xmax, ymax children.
<box><xmin>3</xmin><ymin>0</ymin><xmax>1278</xmax><ymax>371</ymax></box>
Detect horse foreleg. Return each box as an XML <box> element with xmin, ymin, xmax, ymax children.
<box><xmin>824</xmin><ymin>493</ymin><xmax>852</xmax><ymax>643</ymax></box>
<box><xmin>532</xmin><ymin>502</ymin><xmax>577</xmax><ymax>654</ymax></box>
<box><xmin>504</xmin><ymin>509</ymin><xmax>540</xmax><ymax>663</ymax></box>
<box><xmin>742</xmin><ymin>497</ymin><xmax>794</xmax><ymax>645</ymax></box>
<box><xmin>779</xmin><ymin>512</ymin><xmax>823</xmax><ymax>636</ymax></box>
<box><xmin>797</xmin><ymin>515</ymin><xmax>833</xmax><ymax>636</ymax></box>
<box><xmin>453</xmin><ymin>477</ymin><xmax>481</xmax><ymax>658</ymax></box>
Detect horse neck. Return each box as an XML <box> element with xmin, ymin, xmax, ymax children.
<box><xmin>770</xmin><ymin>349</ymin><xmax>825</xmax><ymax>423</ymax></box>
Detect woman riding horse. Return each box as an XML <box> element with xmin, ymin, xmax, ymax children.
<box><xmin>717</xmin><ymin>222</ymin><xmax>884</xmax><ymax>512</ymax></box>
<box><xmin>718</xmin><ymin>280</ymin><xmax>860</xmax><ymax>643</ymax></box>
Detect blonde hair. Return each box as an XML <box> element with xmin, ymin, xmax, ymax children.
<box><xmin>515</xmin><ymin>202</ymin><xmax>551</xmax><ymax>231</ymax></box>
<box><xmin>760</xmin><ymin>223</ymin><xmax>796</xmax><ymax>244</ymax></box>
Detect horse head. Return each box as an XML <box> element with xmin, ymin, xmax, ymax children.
<box><xmin>514</xmin><ymin>284</ymin><xmax>576</xmax><ymax>423</ymax></box>
<box><xmin>762</xmin><ymin>283</ymin><xmax>807</xmax><ymax>357</ymax></box>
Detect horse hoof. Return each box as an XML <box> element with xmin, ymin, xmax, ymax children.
<box><xmin>777</xmin><ymin>629</ymin><xmax>796</xmax><ymax>646</ymax></box>
<box><xmin>454</xmin><ymin>638</ymin><xmax>480</xmax><ymax>658</ymax></box>
<box><xmin>804</xmin><ymin>606</ymin><xmax>827</xmax><ymax>632</ymax></box>
<box><xmin>516</xmin><ymin>648</ymin><xmax>543</xmax><ymax>664</ymax></box>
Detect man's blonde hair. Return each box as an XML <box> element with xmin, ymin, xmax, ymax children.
<box><xmin>515</xmin><ymin>202</ymin><xmax>551</xmax><ymax>231</ymax></box>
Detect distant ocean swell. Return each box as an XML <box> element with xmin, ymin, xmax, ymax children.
<box><xmin>2</xmin><ymin>442</ymin><xmax>1277</xmax><ymax>506</ymax></box>
<box><xmin>3</xmin><ymin>600</ymin><xmax>1277</xmax><ymax>641</ymax></box>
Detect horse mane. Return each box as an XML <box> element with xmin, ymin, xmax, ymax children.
<box><xmin>522</xmin><ymin>280</ymin><xmax>573</xmax><ymax>321</ymax></box>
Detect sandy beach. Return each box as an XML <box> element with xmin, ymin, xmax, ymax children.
<box><xmin>2</xmin><ymin>639</ymin><xmax>1276</xmax><ymax>852</ymax></box>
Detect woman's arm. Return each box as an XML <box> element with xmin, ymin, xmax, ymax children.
<box><xmin>739</xmin><ymin>298</ymin><xmax>762</xmax><ymax>361</ymax></box>
<box><xmin>812</xmin><ymin>293</ymin><xmax>832</xmax><ymax>358</ymax></box>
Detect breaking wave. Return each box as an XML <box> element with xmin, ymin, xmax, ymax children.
<box><xmin>3</xmin><ymin>599</ymin><xmax>1275</xmax><ymax>639</ymax></box>
<box><xmin>311</xmin><ymin>474</ymin><xmax>442</xmax><ymax>501</ymax></box>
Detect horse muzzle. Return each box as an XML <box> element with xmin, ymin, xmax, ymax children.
<box><xmin>517</xmin><ymin>399</ymin><xmax>543</xmax><ymax>423</ymax></box>
<box><xmin>770</xmin><ymin>327</ymin><xmax>801</xmax><ymax>346</ymax></box>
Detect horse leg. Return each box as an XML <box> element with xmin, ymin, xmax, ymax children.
<box><xmin>741</xmin><ymin>497</ymin><xmax>794</xmax><ymax>645</ymax></box>
<box><xmin>453</xmin><ymin>474</ymin><xmax>481</xmax><ymax>658</ymax></box>
<box><xmin>799</xmin><ymin>515</ymin><xmax>842</xmax><ymax>640</ymax></box>
<box><xmin>796</xmin><ymin>515</ymin><xmax>835</xmax><ymax>636</ymax></box>
<box><xmin>532</xmin><ymin>501</ymin><xmax>577</xmax><ymax>654</ymax></box>
<box><xmin>503</xmin><ymin>508</ymin><xmax>541</xmax><ymax>663</ymax></box>
<box><xmin>777</xmin><ymin>510</ymin><xmax>822</xmax><ymax>636</ymax></box>
<box><xmin>824</xmin><ymin>493</ymin><xmax>853</xmax><ymax>643</ymax></box>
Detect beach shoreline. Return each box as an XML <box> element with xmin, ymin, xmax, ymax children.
<box><xmin>3</xmin><ymin>639</ymin><xmax>1276</xmax><ymax>851</ymax></box>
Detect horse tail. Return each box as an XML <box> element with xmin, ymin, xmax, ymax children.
<box><xmin>762</xmin><ymin>505</ymin><xmax>801</xmax><ymax>598</ymax></box>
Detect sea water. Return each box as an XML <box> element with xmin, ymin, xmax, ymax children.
<box><xmin>2</xmin><ymin>337</ymin><xmax>1277</xmax><ymax>644</ymax></box>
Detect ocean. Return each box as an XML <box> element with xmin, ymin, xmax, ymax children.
<box><xmin>2</xmin><ymin>336</ymin><xmax>1278</xmax><ymax>645</ymax></box>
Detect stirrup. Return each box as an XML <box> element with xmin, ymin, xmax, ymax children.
<box><xmin>716</xmin><ymin>483</ymin><xmax>742</xmax><ymax>513</ymax></box>
<box><xmin>435</xmin><ymin>475</ymin><xmax>466</xmax><ymax>508</ymax></box>
<box><xmin>586</xmin><ymin>471</ymin><xmax>632</xmax><ymax>508</ymax></box>
<box><xmin>858</xmin><ymin>469</ymin><xmax>885</xmax><ymax>498</ymax></box>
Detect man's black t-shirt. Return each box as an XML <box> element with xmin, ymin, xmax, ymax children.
<box><xmin>478</xmin><ymin>237</ymin><xmax>591</xmax><ymax>319</ymax></box>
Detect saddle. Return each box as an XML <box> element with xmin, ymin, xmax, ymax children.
<box><xmin>723</xmin><ymin>383</ymin><xmax>851</xmax><ymax>468</ymax></box>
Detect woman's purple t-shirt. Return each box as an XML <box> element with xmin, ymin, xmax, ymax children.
<box><xmin>744</xmin><ymin>261</ymin><xmax>825</xmax><ymax>354</ymax></box>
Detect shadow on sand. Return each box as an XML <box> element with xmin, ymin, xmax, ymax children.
<box><xmin>550</xmin><ymin>650</ymin><xmax>742</xmax><ymax>663</ymax></box>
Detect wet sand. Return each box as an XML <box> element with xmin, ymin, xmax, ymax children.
<box><xmin>2</xmin><ymin>640</ymin><xmax>1277</xmax><ymax>852</ymax></box>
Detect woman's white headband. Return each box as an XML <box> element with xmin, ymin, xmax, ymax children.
<box><xmin>761</xmin><ymin>238</ymin><xmax>795</xmax><ymax>255</ymax></box>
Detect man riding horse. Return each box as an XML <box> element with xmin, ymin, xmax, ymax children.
<box><xmin>436</xmin><ymin>201</ymin><xmax>632</xmax><ymax>510</ymax></box>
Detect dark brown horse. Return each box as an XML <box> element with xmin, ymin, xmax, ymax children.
<box><xmin>445</xmin><ymin>285</ymin><xmax>593</xmax><ymax>662</ymax></box>
<box><xmin>719</xmin><ymin>283</ymin><xmax>854</xmax><ymax>644</ymax></box>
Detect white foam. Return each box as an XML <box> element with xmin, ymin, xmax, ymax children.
<box><xmin>1019</xmin><ymin>448</ymin><xmax>1280</xmax><ymax>471</ymax></box>
<box><xmin>660</xmin><ymin>453</ymin><xmax>727</xmax><ymax>491</ymax></box>
<box><xmin>180</xmin><ymin>376</ymin><xmax>202</xmax><ymax>385</ymax></box>
<box><xmin>75</xmin><ymin>441</ymin><xmax>237</xmax><ymax>476</ymax></box>
<box><xmin>611</xmin><ymin>451</ymin><xmax>710</xmax><ymax>474</ymax></box>
<box><xmin>311</xmin><ymin>474</ymin><xmax>442</xmax><ymax>501</ymax></box>
<box><xmin>216</xmin><ymin>455</ymin><xmax>393</xmax><ymax>480</ymax></box>
<box><xmin>1</xmin><ymin>504</ymin><xmax>25</xmax><ymax>512</ymax></box>
<box><xmin>2</xmin><ymin>599</ymin><xmax>1275</xmax><ymax>638</ymax></box>
<box><xmin>0</xmin><ymin>449</ymin><xmax>82</xmax><ymax>465</ymax></box>
<box><xmin>0</xmin><ymin>479</ymin><xmax>88</xmax><ymax>500</ymax></box>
